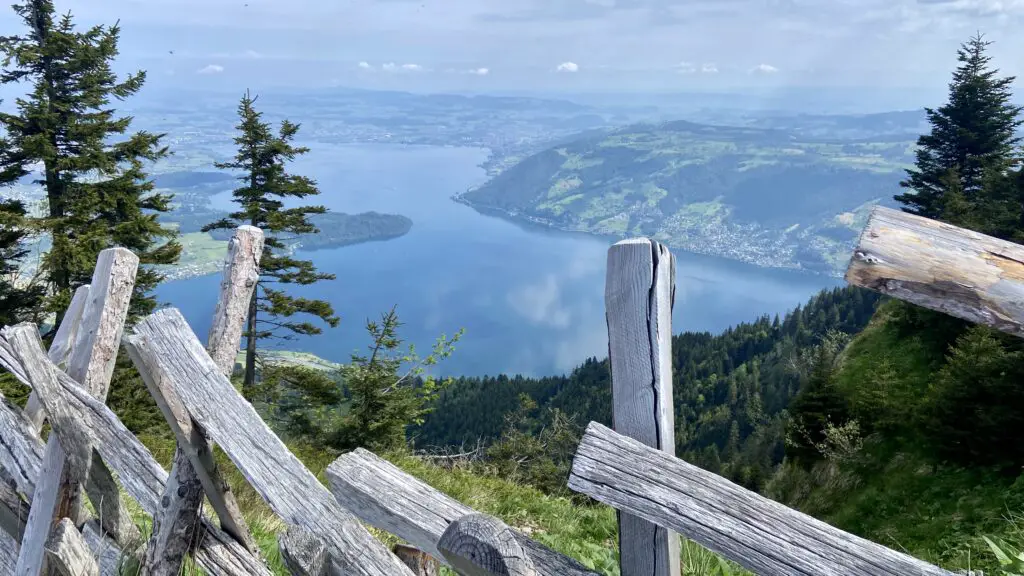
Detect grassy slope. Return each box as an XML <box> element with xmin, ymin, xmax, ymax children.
<box><xmin>767</xmin><ymin>303</ymin><xmax>1024</xmax><ymax>573</ymax></box>
<box><xmin>131</xmin><ymin>433</ymin><xmax>749</xmax><ymax>576</ymax></box>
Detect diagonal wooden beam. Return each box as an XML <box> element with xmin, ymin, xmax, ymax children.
<box><xmin>847</xmin><ymin>205</ymin><xmax>1024</xmax><ymax>338</ymax></box>
<box><xmin>128</xmin><ymin>308</ymin><xmax>416</xmax><ymax>576</ymax></box>
<box><xmin>135</xmin><ymin>225</ymin><xmax>263</xmax><ymax>575</ymax></box>
<box><xmin>0</xmin><ymin>330</ymin><xmax>271</xmax><ymax>576</ymax></box>
<box><xmin>23</xmin><ymin>284</ymin><xmax>91</xmax><ymax>432</ymax></box>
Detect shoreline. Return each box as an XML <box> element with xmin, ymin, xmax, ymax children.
<box><xmin>451</xmin><ymin>192</ymin><xmax>845</xmax><ymax>280</ymax></box>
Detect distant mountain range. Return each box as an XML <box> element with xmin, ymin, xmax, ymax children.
<box><xmin>460</xmin><ymin>118</ymin><xmax>919</xmax><ymax>275</ymax></box>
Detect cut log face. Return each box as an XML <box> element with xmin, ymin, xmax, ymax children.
<box><xmin>45</xmin><ymin>518</ymin><xmax>100</xmax><ymax>576</ymax></box>
<box><xmin>438</xmin><ymin>514</ymin><xmax>537</xmax><ymax>576</ymax></box>
<box><xmin>279</xmin><ymin>525</ymin><xmax>330</xmax><ymax>576</ymax></box>
<box><xmin>847</xmin><ymin>205</ymin><xmax>1024</xmax><ymax>338</ymax></box>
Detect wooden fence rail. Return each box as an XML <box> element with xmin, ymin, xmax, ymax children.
<box><xmin>0</xmin><ymin>208</ymin><xmax>999</xmax><ymax>576</ymax></box>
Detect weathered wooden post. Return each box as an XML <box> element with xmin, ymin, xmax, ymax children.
<box><xmin>438</xmin><ymin>513</ymin><xmax>537</xmax><ymax>576</ymax></box>
<box><xmin>13</xmin><ymin>247</ymin><xmax>140</xmax><ymax>576</ymax></box>
<box><xmin>604</xmin><ymin>238</ymin><xmax>680</xmax><ymax>576</ymax></box>
<box><xmin>131</xmin><ymin>225</ymin><xmax>263</xmax><ymax>576</ymax></box>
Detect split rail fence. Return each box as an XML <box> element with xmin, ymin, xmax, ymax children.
<box><xmin>0</xmin><ymin>204</ymin><xmax>1005</xmax><ymax>576</ymax></box>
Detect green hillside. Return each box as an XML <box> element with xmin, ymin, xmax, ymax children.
<box><xmin>461</xmin><ymin>121</ymin><xmax>916</xmax><ymax>274</ymax></box>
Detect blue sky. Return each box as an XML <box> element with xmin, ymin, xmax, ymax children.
<box><xmin>3</xmin><ymin>0</ymin><xmax>1024</xmax><ymax>99</ymax></box>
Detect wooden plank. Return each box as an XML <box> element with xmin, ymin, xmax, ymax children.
<box><xmin>437</xmin><ymin>514</ymin><xmax>536</xmax><ymax>576</ymax></box>
<box><xmin>0</xmin><ymin>332</ymin><xmax>272</xmax><ymax>576</ymax></box>
<box><xmin>23</xmin><ymin>284</ymin><xmax>90</xmax><ymax>432</ymax></box>
<box><xmin>393</xmin><ymin>545</ymin><xmax>439</xmax><ymax>576</ymax></box>
<box><xmin>133</xmin><ymin>226</ymin><xmax>263</xmax><ymax>570</ymax></box>
<box><xmin>325</xmin><ymin>448</ymin><xmax>600</xmax><ymax>576</ymax></box>
<box><xmin>604</xmin><ymin>238</ymin><xmax>680</xmax><ymax>576</ymax></box>
<box><xmin>569</xmin><ymin>422</ymin><xmax>956</xmax><ymax>576</ymax></box>
<box><xmin>128</xmin><ymin>308</ymin><xmax>414</xmax><ymax>576</ymax></box>
<box><xmin>45</xmin><ymin>518</ymin><xmax>99</xmax><ymax>576</ymax></box>
<box><xmin>279</xmin><ymin>525</ymin><xmax>329</xmax><ymax>576</ymax></box>
<box><xmin>847</xmin><ymin>205</ymin><xmax>1024</xmax><ymax>337</ymax></box>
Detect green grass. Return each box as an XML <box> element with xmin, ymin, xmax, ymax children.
<box><xmin>121</xmin><ymin>433</ymin><xmax>748</xmax><ymax>575</ymax></box>
<box><xmin>765</xmin><ymin>304</ymin><xmax>1024</xmax><ymax>574</ymax></box>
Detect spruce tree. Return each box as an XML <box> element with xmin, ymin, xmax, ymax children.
<box><xmin>203</xmin><ymin>91</ymin><xmax>339</xmax><ymax>398</ymax></box>
<box><xmin>895</xmin><ymin>33</ymin><xmax>1023</xmax><ymax>223</ymax></box>
<box><xmin>0</xmin><ymin>0</ymin><xmax>180</xmax><ymax>324</ymax></box>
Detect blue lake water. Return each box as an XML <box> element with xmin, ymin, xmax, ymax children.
<box><xmin>154</xmin><ymin>143</ymin><xmax>841</xmax><ymax>377</ymax></box>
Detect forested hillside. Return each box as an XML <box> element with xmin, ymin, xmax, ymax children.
<box><xmin>415</xmin><ymin>286</ymin><xmax>882</xmax><ymax>492</ymax></box>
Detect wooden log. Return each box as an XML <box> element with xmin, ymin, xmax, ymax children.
<box><xmin>393</xmin><ymin>544</ymin><xmax>439</xmax><ymax>576</ymax></box>
<box><xmin>569</xmin><ymin>421</ymin><xmax>956</xmax><ymax>576</ymax></box>
<box><xmin>82</xmin><ymin>521</ymin><xmax>124</xmax><ymax>576</ymax></box>
<box><xmin>0</xmin><ymin>468</ymin><xmax>30</xmax><ymax>541</ymax></box>
<box><xmin>0</xmin><ymin>332</ymin><xmax>272</xmax><ymax>576</ymax></box>
<box><xmin>23</xmin><ymin>284</ymin><xmax>90</xmax><ymax>432</ymax></box>
<box><xmin>20</xmin><ymin>247</ymin><xmax>140</xmax><ymax>558</ymax></box>
<box><xmin>45</xmin><ymin>518</ymin><xmax>100</xmax><ymax>576</ymax></box>
<box><xmin>135</xmin><ymin>225</ymin><xmax>263</xmax><ymax>570</ymax></box>
<box><xmin>438</xmin><ymin>513</ymin><xmax>536</xmax><ymax>576</ymax></box>
<box><xmin>0</xmin><ymin>392</ymin><xmax>44</xmax><ymax>501</ymax></box>
<box><xmin>279</xmin><ymin>524</ymin><xmax>329</xmax><ymax>576</ymax></box>
<box><xmin>604</xmin><ymin>238</ymin><xmax>680</xmax><ymax>576</ymax></box>
<box><xmin>128</xmin><ymin>308</ymin><xmax>414</xmax><ymax>576</ymax></box>
<box><xmin>1</xmin><ymin>527</ymin><xmax>18</xmax><ymax>575</ymax></box>
<box><xmin>847</xmin><ymin>205</ymin><xmax>1024</xmax><ymax>338</ymax></box>
<box><xmin>325</xmin><ymin>448</ymin><xmax>600</xmax><ymax>576</ymax></box>
<box><xmin>9</xmin><ymin>324</ymin><xmax>101</xmax><ymax>576</ymax></box>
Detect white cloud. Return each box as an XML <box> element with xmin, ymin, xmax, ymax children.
<box><xmin>242</xmin><ymin>49</ymin><xmax>262</xmax><ymax>59</ymax></box>
<box><xmin>701</xmin><ymin>62</ymin><xmax>719</xmax><ymax>73</ymax></box>
<box><xmin>556</xmin><ymin>61</ymin><xmax>579</xmax><ymax>72</ymax></box>
<box><xmin>675</xmin><ymin>61</ymin><xmax>718</xmax><ymax>74</ymax></box>
<box><xmin>749</xmin><ymin>63</ymin><xmax>779</xmax><ymax>74</ymax></box>
<box><xmin>381</xmin><ymin>62</ymin><xmax>427</xmax><ymax>72</ymax></box>
<box><xmin>469</xmin><ymin>67</ymin><xmax>490</xmax><ymax>75</ymax></box>
<box><xmin>196</xmin><ymin>64</ymin><xmax>224</xmax><ymax>74</ymax></box>
<box><xmin>357</xmin><ymin>61</ymin><xmax>372</xmax><ymax>69</ymax></box>
<box><xmin>675</xmin><ymin>61</ymin><xmax>697</xmax><ymax>73</ymax></box>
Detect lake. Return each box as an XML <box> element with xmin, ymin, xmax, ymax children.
<box><xmin>155</xmin><ymin>143</ymin><xmax>840</xmax><ymax>377</ymax></box>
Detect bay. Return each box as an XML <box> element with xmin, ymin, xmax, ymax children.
<box><xmin>154</xmin><ymin>143</ymin><xmax>841</xmax><ymax>377</ymax></box>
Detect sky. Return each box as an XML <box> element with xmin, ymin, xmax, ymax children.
<box><xmin>3</xmin><ymin>0</ymin><xmax>1024</xmax><ymax>102</ymax></box>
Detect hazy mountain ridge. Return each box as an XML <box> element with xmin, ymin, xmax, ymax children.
<box><xmin>460</xmin><ymin>118</ymin><xmax>916</xmax><ymax>275</ymax></box>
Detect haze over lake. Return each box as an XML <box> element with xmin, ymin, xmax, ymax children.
<box><xmin>155</xmin><ymin>143</ymin><xmax>840</xmax><ymax>377</ymax></box>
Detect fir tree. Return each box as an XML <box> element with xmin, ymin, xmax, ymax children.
<box><xmin>895</xmin><ymin>33</ymin><xmax>1023</xmax><ymax>223</ymax></box>
<box><xmin>0</xmin><ymin>198</ymin><xmax>44</xmax><ymax>325</ymax></box>
<box><xmin>0</xmin><ymin>0</ymin><xmax>180</xmax><ymax>324</ymax></box>
<box><xmin>203</xmin><ymin>91</ymin><xmax>339</xmax><ymax>398</ymax></box>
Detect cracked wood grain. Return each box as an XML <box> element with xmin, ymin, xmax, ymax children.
<box><xmin>604</xmin><ymin>238</ymin><xmax>680</xmax><ymax>576</ymax></box>
<box><xmin>45</xmin><ymin>518</ymin><xmax>99</xmax><ymax>576</ymax></box>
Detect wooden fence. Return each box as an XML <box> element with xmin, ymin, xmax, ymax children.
<box><xmin>0</xmin><ymin>205</ymin><xmax>1001</xmax><ymax>575</ymax></box>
